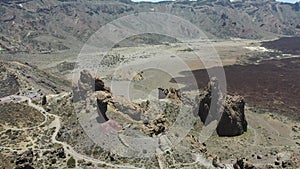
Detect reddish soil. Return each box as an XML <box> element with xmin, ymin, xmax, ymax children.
<box><xmin>173</xmin><ymin>57</ymin><xmax>300</xmax><ymax>120</ymax></box>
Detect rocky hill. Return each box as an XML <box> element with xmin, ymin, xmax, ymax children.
<box><xmin>0</xmin><ymin>60</ymin><xmax>70</xmax><ymax>97</ymax></box>
<box><xmin>0</xmin><ymin>0</ymin><xmax>299</xmax><ymax>53</ymax></box>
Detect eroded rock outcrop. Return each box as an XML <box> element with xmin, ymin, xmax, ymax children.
<box><xmin>74</xmin><ymin>70</ymin><xmax>112</xmax><ymax>123</ymax></box>
<box><xmin>75</xmin><ymin>71</ymin><xmax>247</xmax><ymax>137</ymax></box>
<box><xmin>74</xmin><ymin>70</ymin><xmax>147</xmax><ymax>124</ymax></box>
<box><xmin>112</xmin><ymin>96</ymin><xmax>145</xmax><ymax>121</ymax></box>
<box><xmin>199</xmin><ymin>78</ymin><xmax>247</xmax><ymax>136</ymax></box>
<box><xmin>75</xmin><ymin>70</ymin><xmax>110</xmax><ymax>98</ymax></box>
<box><xmin>158</xmin><ymin>87</ymin><xmax>181</xmax><ymax>101</ymax></box>
<box><xmin>217</xmin><ymin>95</ymin><xmax>247</xmax><ymax>136</ymax></box>
<box><xmin>233</xmin><ymin>158</ymin><xmax>257</xmax><ymax>169</ymax></box>
<box><xmin>143</xmin><ymin>114</ymin><xmax>169</xmax><ymax>137</ymax></box>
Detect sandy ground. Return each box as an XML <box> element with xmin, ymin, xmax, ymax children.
<box><xmin>0</xmin><ymin>39</ymin><xmax>258</xmax><ymax>78</ymax></box>
<box><xmin>205</xmin><ymin>107</ymin><xmax>300</xmax><ymax>166</ymax></box>
<box><xmin>70</xmin><ymin>39</ymin><xmax>259</xmax><ymax>99</ymax></box>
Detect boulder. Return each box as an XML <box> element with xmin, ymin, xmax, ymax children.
<box><xmin>56</xmin><ymin>147</ymin><xmax>66</xmax><ymax>159</ymax></box>
<box><xmin>41</xmin><ymin>95</ymin><xmax>47</xmax><ymax>105</ymax></box>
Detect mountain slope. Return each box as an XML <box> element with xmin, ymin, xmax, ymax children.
<box><xmin>0</xmin><ymin>0</ymin><xmax>299</xmax><ymax>53</ymax></box>
<box><xmin>0</xmin><ymin>60</ymin><xmax>70</xmax><ymax>97</ymax></box>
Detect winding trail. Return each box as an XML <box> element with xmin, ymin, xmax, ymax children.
<box><xmin>169</xmin><ymin>153</ymin><xmax>215</xmax><ymax>168</ymax></box>
<box><xmin>0</xmin><ymin>94</ymin><xmax>215</xmax><ymax>168</ymax></box>
<box><xmin>0</xmin><ymin>95</ymin><xmax>141</xmax><ymax>169</ymax></box>
<box><xmin>0</xmin><ymin>96</ymin><xmax>48</xmax><ymax>133</ymax></box>
<box><xmin>50</xmin><ymin>114</ymin><xmax>141</xmax><ymax>169</ymax></box>
<box><xmin>246</xmin><ymin>111</ymin><xmax>298</xmax><ymax>149</ymax></box>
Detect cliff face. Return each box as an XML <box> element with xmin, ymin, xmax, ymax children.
<box><xmin>1</xmin><ymin>0</ymin><xmax>300</xmax><ymax>53</ymax></box>
<box><xmin>216</xmin><ymin>95</ymin><xmax>247</xmax><ymax>136</ymax></box>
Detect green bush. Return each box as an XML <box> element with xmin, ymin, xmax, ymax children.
<box><xmin>67</xmin><ymin>157</ymin><xmax>76</xmax><ymax>168</ymax></box>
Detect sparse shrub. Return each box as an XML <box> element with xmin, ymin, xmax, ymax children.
<box><xmin>67</xmin><ymin>157</ymin><xmax>76</xmax><ymax>168</ymax></box>
<box><xmin>51</xmin><ymin>158</ymin><xmax>57</xmax><ymax>164</ymax></box>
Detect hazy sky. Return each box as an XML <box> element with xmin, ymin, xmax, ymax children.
<box><xmin>132</xmin><ymin>0</ymin><xmax>299</xmax><ymax>3</ymax></box>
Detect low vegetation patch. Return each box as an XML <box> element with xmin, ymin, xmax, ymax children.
<box><xmin>0</xmin><ymin>103</ymin><xmax>44</xmax><ymax>128</ymax></box>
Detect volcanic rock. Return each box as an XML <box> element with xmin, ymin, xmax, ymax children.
<box><xmin>212</xmin><ymin>156</ymin><xmax>224</xmax><ymax>168</ymax></box>
<box><xmin>199</xmin><ymin>78</ymin><xmax>247</xmax><ymax>136</ymax></box>
<box><xmin>95</xmin><ymin>78</ymin><xmax>105</xmax><ymax>91</ymax></box>
<box><xmin>132</xmin><ymin>72</ymin><xmax>144</xmax><ymax>82</ymax></box>
<box><xmin>158</xmin><ymin>87</ymin><xmax>181</xmax><ymax>101</ymax></box>
<box><xmin>217</xmin><ymin>95</ymin><xmax>247</xmax><ymax>136</ymax></box>
<box><xmin>143</xmin><ymin>114</ymin><xmax>168</xmax><ymax>137</ymax></box>
<box><xmin>74</xmin><ymin>70</ymin><xmax>110</xmax><ymax>102</ymax></box>
<box><xmin>53</xmin><ymin>147</ymin><xmax>66</xmax><ymax>159</ymax></box>
<box><xmin>74</xmin><ymin>70</ymin><xmax>112</xmax><ymax>124</ymax></box>
<box><xmin>41</xmin><ymin>95</ymin><xmax>47</xmax><ymax>105</ymax></box>
<box><xmin>198</xmin><ymin>77</ymin><xmax>224</xmax><ymax>124</ymax></box>
<box><xmin>233</xmin><ymin>158</ymin><xmax>257</xmax><ymax>169</ymax></box>
<box><xmin>77</xmin><ymin>70</ymin><xmax>94</xmax><ymax>94</ymax></box>
<box><xmin>112</xmin><ymin>96</ymin><xmax>144</xmax><ymax>121</ymax></box>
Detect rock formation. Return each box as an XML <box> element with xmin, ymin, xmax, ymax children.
<box><xmin>198</xmin><ymin>78</ymin><xmax>247</xmax><ymax>136</ymax></box>
<box><xmin>74</xmin><ymin>70</ymin><xmax>147</xmax><ymax>124</ymax></box>
<box><xmin>212</xmin><ymin>156</ymin><xmax>225</xmax><ymax>168</ymax></box>
<box><xmin>41</xmin><ymin>95</ymin><xmax>47</xmax><ymax>105</ymax></box>
<box><xmin>158</xmin><ymin>87</ymin><xmax>181</xmax><ymax>101</ymax></box>
<box><xmin>74</xmin><ymin>70</ymin><xmax>110</xmax><ymax>100</ymax></box>
<box><xmin>76</xmin><ymin>70</ymin><xmax>94</xmax><ymax>98</ymax></box>
<box><xmin>112</xmin><ymin>96</ymin><xmax>144</xmax><ymax>121</ymax></box>
<box><xmin>233</xmin><ymin>158</ymin><xmax>257</xmax><ymax>169</ymax></box>
<box><xmin>74</xmin><ymin>70</ymin><xmax>112</xmax><ymax>123</ymax></box>
<box><xmin>75</xmin><ymin>71</ymin><xmax>247</xmax><ymax>137</ymax></box>
<box><xmin>198</xmin><ymin>77</ymin><xmax>224</xmax><ymax>125</ymax></box>
<box><xmin>217</xmin><ymin>95</ymin><xmax>247</xmax><ymax>136</ymax></box>
<box><xmin>143</xmin><ymin>114</ymin><xmax>168</xmax><ymax>137</ymax></box>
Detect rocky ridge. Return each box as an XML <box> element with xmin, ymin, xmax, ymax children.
<box><xmin>0</xmin><ymin>0</ymin><xmax>300</xmax><ymax>53</ymax></box>
<box><xmin>0</xmin><ymin>60</ymin><xmax>70</xmax><ymax>98</ymax></box>
<box><xmin>75</xmin><ymin>70</ymin><xmax>248</xmax><ymax>138</ymax></box>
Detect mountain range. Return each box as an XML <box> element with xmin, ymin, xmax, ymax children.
<box><xmin>0</xmin><ymin>0</ymin><xmax>299</xmax><ymax>53</ymax></box>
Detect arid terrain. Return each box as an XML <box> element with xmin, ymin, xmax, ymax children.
<box><xmin>0</xmin><ymin>0</ymin><xmax>300</xmax><ymax>169</ymax></box>
<box><xmin>1</xmin><ymin>36</ymin><xmax>299</xmax><ymax>169</ymax></box>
